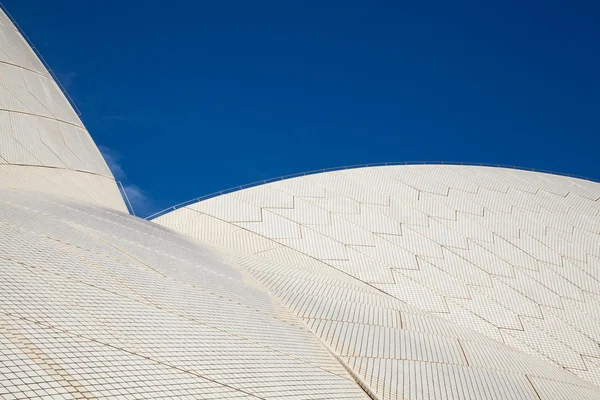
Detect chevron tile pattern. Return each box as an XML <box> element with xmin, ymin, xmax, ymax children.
<box><xmin>222</xmin><ymin>246</ymin><xmax>600</xmax><ymax>399</ymax></box>
<box><xmin>2</xmin><ymin>2</ymin><xmax>600</xmax><ymax>398</ymax></box>
<box><xmin>156</xmin><ymin>165</ymin><xmax>600</xmax><ymax>391</ymax></box>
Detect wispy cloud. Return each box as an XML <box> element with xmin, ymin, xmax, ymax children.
<box><xmin>99</xmin><ymin>145</ymin><xmax>154</xmax><ymax>217</ymax></box>
<box><xmin>56</xmin><ymin>71</ymin><xmax>77</xmax><ymax>91</ymax></box>
<box><xmin>120</xmin><ymin>184</ymin><xmax>154</xmax><ymax>217</ymax></box>
<box><xmin>99</xmin><ymin>145</ymin><xmax>126</xmax><ymax>180</ymax></box>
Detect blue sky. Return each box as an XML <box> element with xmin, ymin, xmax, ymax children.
<box><xmin>4</xmin><ymin>0</ymin><xmax>599</xmax><ymax>217</ymax></box>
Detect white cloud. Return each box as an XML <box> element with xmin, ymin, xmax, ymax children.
<box><xmin>120</xmin><ymin>184</ymin><xmax>153</xmax><ymax>217</ymax></box>
<box><xmin>99</xmin><ymin>145</ymin><xmax>153</xmax><ymax>217</ymax></box>
<box><xmin>56</xmin><ymin>71</ymin><xmax>76</xmax><ymax>91</ymax></box>
<box><xmin>99</xmin><ymin>145</ymin><xmax>126</xmax><ymax>180</ymax></box>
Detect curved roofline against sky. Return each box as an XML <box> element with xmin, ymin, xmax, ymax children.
<box><xmin>0</xmin><ymin>3</ymin><xmax>81</xmax><ymax>115</ymax></box>
<box><xmin>145</xmin><ymin>161</ymin><xmax>600</xmax><ymax>220</ymax></box>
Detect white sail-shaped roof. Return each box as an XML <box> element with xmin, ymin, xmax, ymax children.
<box><xmin>0</xmin><ymin>8</ymin><xmax>126</xmax><ymax>212</ymax></box>
<box><xmin>2</xmin><ymin>4</ymin><xmax>600</xmax><ymax>399</ymax></box>
<box><xmin>0</xmin><ymin>188</ymin><xmax>370</xmax><ymax>399</ymax></box>
<box><xmin>156</xmin><ymin>165</ymin><xmax>600</xmax><ymax>398</ymax></box>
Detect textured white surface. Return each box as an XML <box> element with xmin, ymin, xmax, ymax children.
<box><xmin>2</xmin><ymin>187</ymin><xmax>599</xmax><ymax>400</ymax></box>
<box><xmin>0</xmin><ymin>188</ymin><xmax>370</xmax><ymax>399</ymax></box>
<box><xmin>222</xmin><ymin>246</ymin><xmax>600</xmax><ymax>400</ymax></box>
<box><xmin>3</xmin><ymin>4</ymin><xmax>600</xmax><ymax>399</ymax></box>
<box><xmin>156</xmin><ymin>165</ymin><xmax>600</xmax><ymax>393</ymax></box>
<box><xmin>0</xmin><ymin>8</ymin><xmax>126</xmax><ymax>212</ymax></box>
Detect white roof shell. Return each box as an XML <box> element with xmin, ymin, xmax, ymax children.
<box><xmin>0</xmin><ymin>188</ymin><xmax>370</xmax><ymax>399</ymax></box>
<box><xmin>1</xmin><ymin>4</ymin><xmax>600</xmax><ymax>399</ymax></box>
<box><xmin>0</xmin><ymin>9</ymin><xmax>126</xmax><ymax>212</ymax></box>
<box><xmin>156</xmin><ymin>165</ymin><xmax>600</xmax><ymax>398</ymax></box>
<box><xmin>1</xmin><ymin>176</ymin><xmax>599</xmax><ymax>400</ymax></box>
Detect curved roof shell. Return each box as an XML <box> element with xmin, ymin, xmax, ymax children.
<box><xmin>0</xmin><ymin>9</ymin><xmax>126</xmax><ymax>211</ymax></box>
<box><xmin>0</xmin><ymin>188</ymin><xmax>372</xmax><ymax>399</ymax></box>
<box><xmin>2</xmin><ymin>185</ymin><xmax>599</xmax><ymax>400</ymax></box>
<box><xmin>155</xmin><ymin>165</ymin><xmax>600</xmax><ymax>393</ymax></box>
<box><xmin>2</xmin><ymin>4</ymin><xmax>600</xmax><ymax>399</ymax></box>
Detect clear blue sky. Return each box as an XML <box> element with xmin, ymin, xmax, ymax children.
<box><xmin>4</xmin><ymin>0</ymin><xmax>599</xmax><ymax>217</ymax></box>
